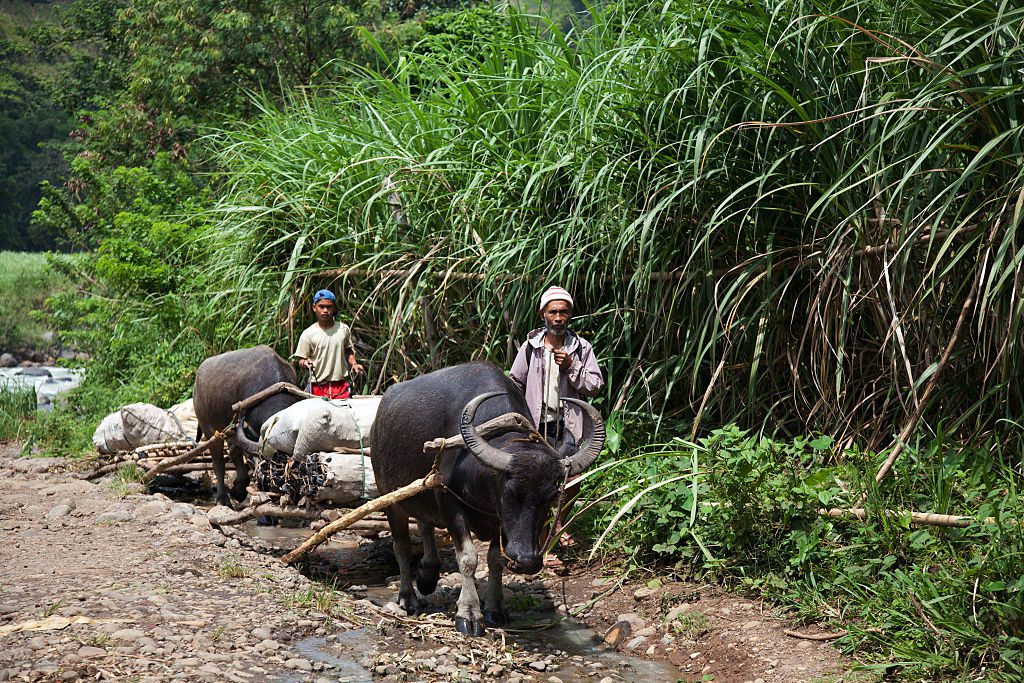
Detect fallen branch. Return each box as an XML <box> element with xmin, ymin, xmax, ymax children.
<box><xmin>282</xmin><ymin>469</ymin><xmax>445</xmax><ymax>564</ymax></box>
<box><xmin>784</xmin><ymin>627</ymin><xmax>882</xmax><ymax>641</ymax></box>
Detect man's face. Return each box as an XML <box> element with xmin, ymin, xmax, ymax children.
<box><xmin>313</xmin><ymin>300</ymin><xmax>337</xmax><ymax>324</ymax></box>
<box><xmin>542</xmin><ymin>301</ymin><xmax>572</xmax><ymax>335</ymax></box>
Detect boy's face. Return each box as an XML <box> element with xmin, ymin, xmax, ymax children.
<box><xmin>313</xmin><ymin>300</ymin><xmax>337</xmax><ymax>324</ymax></box>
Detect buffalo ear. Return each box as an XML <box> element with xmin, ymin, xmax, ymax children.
<box><xmin>559</xmin><ymin>398</ymin><xmax>605</xmax><ymax>476</ymax></box>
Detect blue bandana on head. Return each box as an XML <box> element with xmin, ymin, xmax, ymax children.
<box><xmin>313</xmin><ymin>289</ymin><xmax>337</xmax><ymax>304</ymax></box>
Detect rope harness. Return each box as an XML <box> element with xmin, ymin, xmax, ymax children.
<box><xmin>437</xmin><ymin>430</ymin><xmax>571</xmax><ymax>571</ymax></box>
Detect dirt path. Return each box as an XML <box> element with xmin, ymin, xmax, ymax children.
<box><xmin>0</xmin><ymin>447</ymin><xmax>864</xmax><ymax>682</ymax></box>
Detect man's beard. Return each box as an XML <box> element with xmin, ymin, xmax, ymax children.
<box><xmin>544</xmin><ymin>321</ymin><xmax>567</xmax><ymax>336</ymax></box>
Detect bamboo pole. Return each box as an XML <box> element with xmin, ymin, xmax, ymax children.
<box><xmin>281</xmin><ymin>469</ymin><xmax>445</xmax><ymax>564</ymax></box>
<box><xmin>142</xmin><ymin>433</ymin><xmax>225</xmax><ymax>483</ymax></box>
<box><xmin>820</xmin><ymin>507</ymin><xmax>998</xmax><ymax>528</ymax></box>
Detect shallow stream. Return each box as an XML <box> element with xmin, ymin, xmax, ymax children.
<box><xmin>242</xmin><ymin>522</ymin><xmax>683</xmax><ymax>682</ymax></box>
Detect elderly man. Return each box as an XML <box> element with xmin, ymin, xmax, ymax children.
<box><xmin>293</xmin><ymin>289</ymin><xmax>365</xmax><ymax>399</ymax></box>
<box><xmin>509</xmin><ymin>286</ymin><xmax>604</xmax><ymax>560</ymax></box>
<box><xmin>509</xmin><ymin>285</ymin><xmax>604</xmax><ymax>446</ymax></box>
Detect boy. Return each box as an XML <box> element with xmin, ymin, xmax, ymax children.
<box><xmin>293</xmin><ymin>289</ymin><xmax>364</xmax><ymax>399</ymax></box>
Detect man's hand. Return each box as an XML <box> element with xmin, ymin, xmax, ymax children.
<box><xmin>298</xmin><ymin>358</ymin><xmax>314</xmax><ymax>371</ymax></box>
<box><xmin>351</xmin><ymin>362</ymin><xmax>365</xmax><ymax>376</ymax></box>
<box><xmin>552</xmin><ymin>349</ymin><xmax>572</xmax><ymax>370</ymax></box>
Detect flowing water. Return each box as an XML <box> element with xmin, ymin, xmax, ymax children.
<box><xmin>0</xmin><ymin>366</ymin><xmax>83</xmax><ymax>411</ymax></box>
<box><xmin>243</xmin><ymin>522</ymin><xmax>683</xmax><ymax>682</ymax></box>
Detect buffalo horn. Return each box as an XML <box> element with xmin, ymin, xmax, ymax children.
<box><xmin>559</xmin><ymin>398</ymin><xmax>605</xmax><ymax>476</ymax></box>
<box><xmin>460</xmin><ymin>392</ymin><xmax>514</xmax><ymax>473</ymax></box>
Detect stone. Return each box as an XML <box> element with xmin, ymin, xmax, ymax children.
<box><xmin>632</xmin><ymin>586</ymin><xmax>655</xmax><ymax>600</ymax></box>
<box><xmin>528</xmin><ymin>660</ymin><xmax>547</xmax><ymax>672</ymax></box>
<box><xmin>111</xmin><ymin>628</ymin><xmax>146</xmax><ymax>641</ymax></box>
<box><xmin>625</xmin><ymin>636</ymin><xmax>646</xmax><ymax>650</ymax></box>
<box><xmin>97</xmin><ymin>510</ymin><xmax>135</xmax><ymax>524</ymax></box>
<box><xmin>46</xmin><ymin>504</ymin><xmax>74</xmax><ymax>521</ymax></box>
<box><xmin>76</xmin><ymin>646</ymin><xmax>106</xmax><ymax>658</ymax></box>
<box><xmin>285</xmin><ymin>658</ymin><xmax>313</xmax><ymax>671</ymax></box>
<box><xmin>615</xmin><ymin>613</ymin><xmax>646</xmax><ymax>631</ymax></box>
<box><xmin>135</xmin><ymin>501</ymin><xmax>169</xmax><ymax>519</ymax></box>
<box><xmin>0</xmin><ymin>353</ymin><xmax>15</xmax><ymax>368</ymax></box>
<box><xmin>602</xmin><ymin>620</ymin><xmax>631</xmax><ymax>646</ymax></box>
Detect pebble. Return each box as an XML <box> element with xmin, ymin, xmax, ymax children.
<box><xmin>96</xmin><ymin>509</ymin><xmax>135</xmax><ymax>523</ymax></box>
<box><xmin>46</xmin><ymin>504</ymin><xmax>73</xmax><ymax>521</ymax></box>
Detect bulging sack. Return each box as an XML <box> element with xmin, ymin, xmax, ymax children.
<box><xmin>167</xmin><ymin>398</ymin><xmax>199</xmax><ymax>441</ymax></box>
<box><xmin>120</xmin><ymin>402</ymin><xmax>189</xmax><ymax>447</ymax></box>
<box><xmin>92</xmin><ymin>411</ymin><xmax>131</xmax><ymax>453</ymax></box>
<box><xmin>260</xmin><ymin>397</ymin><xmax>380</xmax><ymax>457</ymax></box>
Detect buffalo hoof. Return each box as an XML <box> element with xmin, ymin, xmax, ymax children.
<box><xmin>483</xmin><ymin>608</ymin><xmax>509</xmax><ymax>626</ymax></box>
<box><xmin>230</xmin><ymin>485</ymin><xmax>249</xmax><ymax>503</ymax></box>
<box><xmin>455</xmin><ymin>616</ymin><xmax>486</xmax><ymax>636</ymax></box>
<box><xmin>416</xmin><ymin>571</ymin><xmax>439</xmax><ymax>596</ymax></box>
<box><xmin>256</xmin><ymin>515</ymin><xmax>279</xmax><ymax>526</ymax></box>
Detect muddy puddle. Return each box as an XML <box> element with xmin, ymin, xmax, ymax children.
<box><xmin>242</xmin><ymin>522</ymin><xmax>683</xmax><ymax>682</ymax></box>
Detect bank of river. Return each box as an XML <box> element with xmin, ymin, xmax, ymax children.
<box><xmin>0</xmin><ymin>366</ymin><xmax>83</xmax><ymax>410</ymax></box>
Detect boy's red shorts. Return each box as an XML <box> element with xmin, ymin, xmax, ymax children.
<box><xmin>310</xmin><ymin>380</ymin><xmax>351</xmax><ymax>400</ymax></box>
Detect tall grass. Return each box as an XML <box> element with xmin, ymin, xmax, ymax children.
<box><xmin>0</xmin><ymin>251</ymin><xmax>69</xmax><ymax>354</ymax></box>
<box><xmin>197</xmin><ymin>0</ymin><xmax>1024</xmax><ymax>453</ymax></box>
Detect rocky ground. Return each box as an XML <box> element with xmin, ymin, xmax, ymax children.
<box><xmin>0</xmin><ymin>445</ymin><xmax>873</xmax><ymax>683</ymax></box>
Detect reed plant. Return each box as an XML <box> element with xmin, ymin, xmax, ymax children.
<box><xmin>195</xmin><ymin>0</ymin><xmax>1024</xmax><ymax>454</ymax></box>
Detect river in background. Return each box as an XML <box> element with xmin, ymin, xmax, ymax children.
<box><xmin>0</xmin><ymin>366</ymin><xmax>84</xmax><ymax>411</ymax></box>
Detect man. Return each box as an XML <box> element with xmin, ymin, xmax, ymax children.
<box><xmin>509</xmin><ymin>286</ymin><xmax>604</xmax><ymax>560</ymax></box>
<box><xmin>293</xmin><ymin>289</ymin><xmax>365</xmax><ymax>399</ymax></box>
<box><xmin>509</xmin><ymin>285</ymin><xmax>604</xmax><ymax>447</ymax></box>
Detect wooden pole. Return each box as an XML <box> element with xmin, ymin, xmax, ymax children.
<box><xmin>230</xmin><ymin>382</ymin><xmax>316</xmax><ymax>415</ymax></box>
<box><xmin>142</xmin><ymin>434</ymin><xmax>225</xmax><ymax>483</ymax></box>
<box><xmin>421</xmin><ymin>413</ymin><xmax>535</xmax><ymax>453</ymax></box>
<box><xmin>820</xmin><ymin>507</ymin><xmax>998</xmax><ymax>529</ymax></box>
<box><xmin>281</xmin><ymin>470</ymin><xmax>445</xmax><ymax>564</ymax></box>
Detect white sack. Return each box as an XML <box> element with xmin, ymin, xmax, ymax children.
<box><xmin>315</xmin><ymin>452</ymin><xmax>378</xmax><ymax>505</ymax></box>
<box><xmin>168</xmin><ymin>398</ymin><xmax>199</xmax><ymax>441</ymax></box>
<box><xmin>260</xmin><ymin>397</ymin><xmax>380</xmax><ymax>457</ymax></box>
<box><xmin>120</xmin><ymin>402</ymin><xmax>188</xmax><ymax>447</ymax></box>
<box><xmin>92</xmin><ymin>411</ymin><xmax>131</xmax><ymax>453</ymax></box>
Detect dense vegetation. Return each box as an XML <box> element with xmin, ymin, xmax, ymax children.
<box><xmin>5</xmin><ymin>0</ymin><xmax>1024</xmax><ymax>679</ymax></box>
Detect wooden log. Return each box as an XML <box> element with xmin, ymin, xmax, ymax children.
<box><xmin>422</xmin><ymin>413</ymin><xmax>535</xmax><ymax>453</ymax></box>
<box><xmin>230</xmin><ymin>382</ymin><xmax>316</xmax><ymax>416</ymax></box>
<box><xmin>142</xmin><ymin>434</ymin><xmax>224</xmax><ymax>483</ymax></box>
<box><xmin>281</xmin><ymin>469</ymin><xmax>445</xmax><ymax>564</ymax></box>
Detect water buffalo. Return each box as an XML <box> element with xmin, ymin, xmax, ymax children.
<box><xmin>370</xmin><ymin>361</ymin><xmax>604</xmax><ymax>635</ymax></box>
<box><xmin>193</xmin><ymin>345</ymin><xmax>301</xmax><ymax>507</ymax></box>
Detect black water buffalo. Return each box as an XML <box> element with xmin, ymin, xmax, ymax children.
<box><xmin>193</xmin><ymin>345</ymin><xmax>301</xmax><ymax>507</ymax></box>
<box><xmin>370</xmin><ymin>361</ymin><xmax>605</xmax><ymax>635</ymax></box>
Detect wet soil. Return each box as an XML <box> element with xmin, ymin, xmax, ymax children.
<box><xmin>0</xmin><ymin>445</ymin><xmax>869</xmax><ymax>682</ymax></box>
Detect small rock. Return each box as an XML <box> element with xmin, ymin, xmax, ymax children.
<box><xmin>625</xmin><ymin>636</ymin><xmax>646</xmax><ymax>651</ymax></box>
<box><xmin>135</xmin><ymin>500</ymin><xmax>169</xmax><ymax>519</ymax></box>
<box><xmin>96</xmin><ymin>510</ymin><xmax>134</xmax><ymax>524</ymax></box>
<box><xmin>285</xmin><ymin>658</ymin><xmax>313</xmax><ymax>671</ymax></box>
<box><xmin>77</xmin><ymin>646</ymin><xmax>105</xmax><ymax>658</ymax></box>
<box><xmin>111</xmin><ymin>628</ymin><xmax>146</xmax><ymax>641</ymax></box>
<box><xmin>46</xmin><ymin>504</ymin><xmax>74</xmax><ymax>521</ymax></box>
<box><xmin>632</xmin><ymin>587</ymin><xmax>655</xmax><ymax>600</ymax></box>
<box><xmin>528</xmin><ymin>660</ymin><xmax>547</xmax><ymax>672</ymax></box>
<box><xmin>602</xmin><ymin>620</ymin><xmax>631</xmax><ymax>646</ymax></box>
<box><xmin>742</xmin><ymin>620</ymin><xmax>761</xmax><ymax>630</ymax></box>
